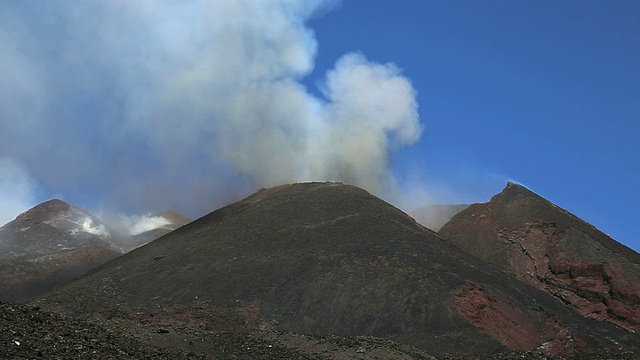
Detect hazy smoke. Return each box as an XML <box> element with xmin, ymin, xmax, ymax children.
<box><xmin>0</xmin><ymin>1</ymin><xmax>421</xmax><ymax>219</ymax></box>
<box><xmin>0</xmin><ymin>158</ymin><xmax>39</xmax><ymax>226</ymax></box>
<box><xmin>97</xmin><ymin>213</ymin><xmax>173</xmax><ymax>237</ymax></box>
<box><xmin>70</xmin><ymin>217</ymin><xmax>111</xmax><ymax>238</ymax></box>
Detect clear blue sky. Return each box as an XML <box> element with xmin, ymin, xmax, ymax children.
<box><xmin>0</xmin><ymin>1</ymin><xmax>637</xmax><ymax>252</ymax></box>
<box><xmin>308</xmin><ymin>1</ymin><xmax>640</xmax><ymax>250</ymax></box>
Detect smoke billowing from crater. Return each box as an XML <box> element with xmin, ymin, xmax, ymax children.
<box><xmin>0</xmin><ymin>0</ymin><xmax>421</xmax><ymax>219</ymax></box>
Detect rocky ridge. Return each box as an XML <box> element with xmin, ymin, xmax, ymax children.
<box><xmin>440</xmin><ymin>182</ymin><xmax>640</xmax><ymax>333</ymax></box>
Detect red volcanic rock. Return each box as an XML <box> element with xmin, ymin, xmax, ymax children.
<box><xmin>441</xmin><ymin>182</ymin><xmax>640</xmax><ymax>333</ymax></box>
<box><xmin>454</xmin><ymin>284</ymin><xmax>544</xmax><ymax>351</ymax></box>
<box><xmin>453</xmin><ymin>283</ymin><xmax>594</xmax><ymax>355</ymax></box>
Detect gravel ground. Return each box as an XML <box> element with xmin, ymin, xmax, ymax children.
<box><xmin>2</xmin><ymin>301</ymin><xmax>639</xmax><ymax>360</ymax></box>
<box><xmin>0</xmin><ymin>301</ymin><xmax>204</xmax><ymax>359</ymax></box>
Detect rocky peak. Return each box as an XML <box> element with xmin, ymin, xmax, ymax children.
<box><xmin>14</xmin><ymin>199</ymin><xmax>71</xmax><ymax>223</ymax></box>
<box><xmin>440</xmin><ymin>182</ymin><xmax>640</xmax><ymax>333</ymax></box>
<box><xmin>0</xmin><ymin>200</ymin><xmax>191</xmax><ymax>301</ymax></box>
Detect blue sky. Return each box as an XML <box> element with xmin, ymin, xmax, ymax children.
<box><xmin>308</xmin><ymin>1</ymin><xmax>640</xmax><ymax>251</ymax></box>
<box><xmin>0</xmin><ymin>1</ymin><xmax>637</xmax><ymax>251</ymax></box>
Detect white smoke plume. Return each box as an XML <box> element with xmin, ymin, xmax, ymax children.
<box><xmin>128</xmin><ymin>216</ymin><xmax>172</xmax><ymax>236</ymax></box>
<box><xmin>97</xmin><ymin>213</ymin><xmax>173</xmax><ymax>237</ymax></box>
<box><xmin>0</xmin><ymin>1</ymin><xmax>422</xmax><ymax>218</ymax></box>
<box><xmin>70</xmin><ymin>217</ymin><xmax>111</xmax><ymax>238</ymax></box>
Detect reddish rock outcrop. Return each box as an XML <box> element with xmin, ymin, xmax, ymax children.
<box><xmin>453</xmin><ymin>283</ymin><xmax>594</xmax><ymax>355</ymax></box>
<box><xmin>441</xmin><ymin>183</ymin><xmax>640</xmax><ymax>333</ymax></box>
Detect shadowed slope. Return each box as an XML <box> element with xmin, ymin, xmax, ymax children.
<box><xmin>39</xmin><ymin>183</ymin><xmax>640</xmax><ymax>355</ymax></box>
<box><xmin>440</xmin><ymin>182</ymin><xmax>640</xmax><ymax>332</ymax></box>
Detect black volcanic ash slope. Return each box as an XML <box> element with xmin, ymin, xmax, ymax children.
<box><xmin>38</xmin><ymin>183</ymin><xmax>640</xmax><ymax>356</ymax></box>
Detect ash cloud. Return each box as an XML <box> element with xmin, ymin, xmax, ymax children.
<box><xmin>0</xmin><ymin>1</ymin><xmax>422</xmax><ymax>219</ymax></box>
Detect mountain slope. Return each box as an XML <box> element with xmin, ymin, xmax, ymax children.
<box><xmin>0</xmin><ymin>199</ymin><xmax>120</xmax><ymax>258</ymax></box>
<box><xmin>0</xmin><ymin>200</ymin><xmax>121</xmax><ymax>301</ymax></box>
<box><xmin>38</xmin><ymin>182</ymin><xmax>640</xmax><ymax>356</ymax></box>
<box><xmin>440</xmin><ymin>182</ymin><xmax>640</xmax><ymax>332</ymax></box>
<box><xmin>0</xmin><ymin>200</ymin><xmax>190</xmax><ymax>302</ymax></box>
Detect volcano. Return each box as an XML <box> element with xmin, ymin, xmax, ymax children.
<box><xmin>0</xmin><ymin>200</ymin><xmax>121</xmax><ymax>301</ymax></box>
<box><xmin>440</xmin><ymin>182</ymin><xmax>640</xmax><ymax>333</ymax></box>
<box><xmin>0</xmin><ymin>200</ymin><xmax>189</xmax><ymax>302</ymax></box>
<box><xmin>37</xmin><ymin>182</ymin><xmax>640</xmax><ymax>357</ymax></box>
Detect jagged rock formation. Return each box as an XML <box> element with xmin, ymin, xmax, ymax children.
<box><xmin>440</xmin><ymin>182</ymin><xmax>640</xmax><ymax>333</ymax></box>
<box><xmin>36</xmin><ymin>182</ymin><xmax>640</xmax><ymax>356</ymax></box>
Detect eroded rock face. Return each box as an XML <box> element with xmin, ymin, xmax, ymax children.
<box><xmin>453</xmin><ymin>284</ymin><xmax>594</xmax><ymax>355</ymax></box>
<box><xmin>441</xmin><ymin>183</ymin><xmax>640</xmax><ymax>333</ymax></box>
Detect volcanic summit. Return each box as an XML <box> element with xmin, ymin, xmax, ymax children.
<box><xmin>0</xmin><ymin>199</ymin><xmax>189</xmax><ymax>302</ymax></box>
<box><xmin>440</xmin><ymin>182</ymin><xmax>640</xmax><ymax>333</ymax></box>
<box><xmin>37</xmin><ymin>182</ymin><xmax>640</xmax><ymax>356</ymax></box>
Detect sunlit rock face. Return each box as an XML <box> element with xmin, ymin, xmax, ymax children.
<box><xmin>441</xmin><ymin>182</ymin><xmax>640</xmax><ymax>333</ymax></box>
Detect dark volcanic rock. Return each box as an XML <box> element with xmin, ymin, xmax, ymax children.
<box><xmin>0</xmin><ymin>200</ymin><xmax>190</xmax><ymax>302</ymax></box>
<box><xmin>0</xmin><ymin>300</ymin><xmax>204</xmax><ymax>359</ymax></box>
<box><xmin>37</xmin><ymin>182</ymin><xmax>640</xmax><ymax>356</ymax></box>
<box><xmin>2</xmin><ymin>297</ymin><xmax>638</xmax><ymax>360</ymax></box>
<box><xmin>0</xmin><ymin>199</ymin><xmax>120</xmax><ymax>258</ymax></box>
<box><xmin>0</xmin><ymin>245</ymin><xmax>120</xmax><ymax>302</ymax></box>
<box><xmin>411</xmin><ymin>204</ymin><xmax>470</xmax><ymax>231</ymax></box>
<box><xmin>440</xmin><ymin>182</ymin><xmax>640</xmax><ymax>333</ymax></box>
